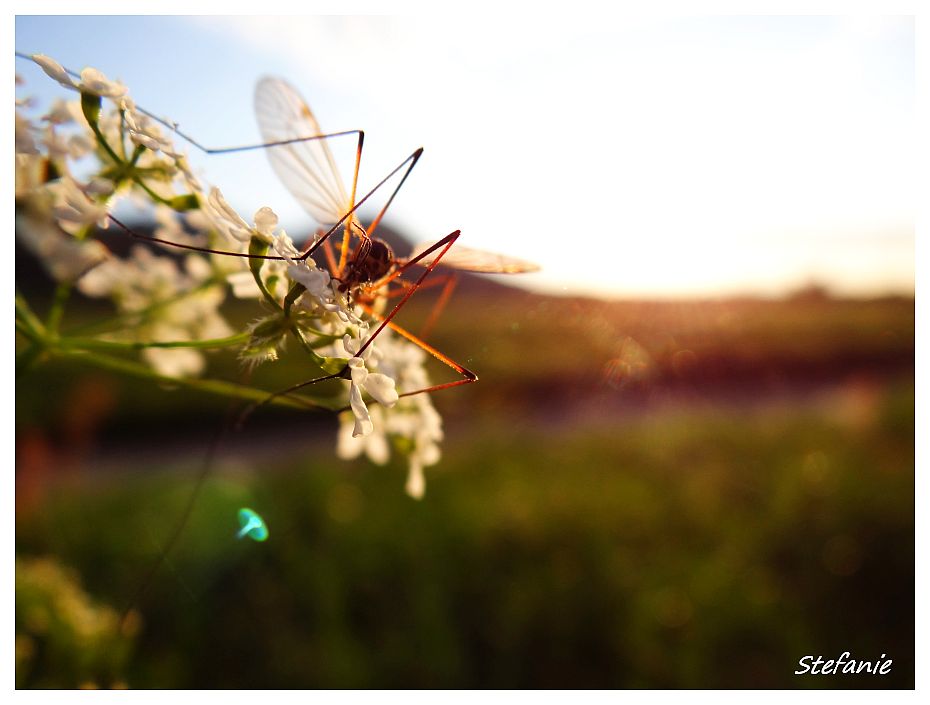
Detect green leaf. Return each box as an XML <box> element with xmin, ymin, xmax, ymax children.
<box><xmin>302</xmin><ymin>343</ymin><xmax>345</xmax><ymax>376</ymax></box>
<box><xmin>319</xmin><ymin>355</ymin><xmax>348</xmax><ymax>376</ymax></box>
<box><xmin>287</xmin><ymin>326</ymin><xmax>347</xmax><ymax>377</ymax></box>
<box><xmin>251</xmin><ymin>315</ymin><xmax>289</xmax><ymax>340</ymax></box>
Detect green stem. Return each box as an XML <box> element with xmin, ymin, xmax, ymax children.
<box><xmin>15</xmin><ymin>319</ymin><xmax>40</xmax><ymax>343</ymax></box>
<box><xmin>127</xmin><ymin>144</ymin><xmax>146</xmax><ymax>168</ymax></box>
<box><xmin>61</xmin><ymin>332</ymin><xmax>250</xmax><ymax>352</ymax></box>
<box><xmin>301</xmin><ymin>327</ymin><xmax>342</xmax><ymax>348</ymax></box>
<box><xmin>118</xmin><ymin>108</ymin><xmax>128</xmax><ymax>160</ymax></box>
<box><xmin>45</xmin><ymin>281</ymin><xmax>72</xmax><ymax>334</ymax></box>
<box><xmin>15</xmin><ymin>293</ymin><xmax>46</xmax><ymax>339</ymax></box>
<box><xmin>283</xmin><ymin>282</ymin><xmax>305</xmax><ymax>317</ymax></box>
<box><xmin>16</xmin><ymin>343</ymin><xmax>47</xmax><ymax>377</ymax></box>
<box><xmin>62</xmin><ymin>279</ymin><xmax>223</xmax><ymax>337</ymax></box>
<box><xmin>91</xmin><ymin>138</ymin><xmax>122</xmax><ymax>174</ymax></box>
<box><xmin>290</xmin><ymin>326</ymin><xmax>321</xmax><ymax>358</ymax></box>
<box><xmin>88</xmin><ymin>115</ymin><xmax>125</xmax><ymax>168</ymax></box>
<box><xmin>131</xmin><ymin>176</ymin><xmax>175</xmax><ymax>207</ymax></box>
<box><xmin>248</xmin><ymin>236</ymin><xmax>281</xmax><ymax>310</ymax></box>
<box><xmin>54</xmin><ymin>348</ymin><xmax>342</xmax><ymax>412</ymax></box>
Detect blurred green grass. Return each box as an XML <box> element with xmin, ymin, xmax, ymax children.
<box><xmin>15</xmin><ymin>259</ymin><xmax>914</xmax><ymax>687</ymax></box>
<box><xmin>16</xmin><ymin>377</ymin><xmax>913</xmax><ymax>687</ymax></box>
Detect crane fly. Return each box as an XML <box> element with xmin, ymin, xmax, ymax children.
<box><xmin>253</xmin><ymin>76</ymin><xmax>538</xmax><ymax>298</ymax></box>
<box><xmin>246</xmin><ymin>76</ymin><xmax>539</xmax><ymax>403</ymax></box>
<box><xmin>15</xmin><ymin>52</ymin><xmax>539</xmax><ymax>403</ymax></box>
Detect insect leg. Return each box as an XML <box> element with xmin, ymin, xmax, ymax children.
<box><xmin>298</xmin><ymin>148</ymin><xmax>423</xmax><ymax>261</ymax></box>
<box><xmin>356</xmin><ymin>230</ymin><xmax>478</xmax><ymax>392</ymax></box>
<box><xmin>337</xmin><ymin>133</ymin><xmax>364</xmax><ymax>277</ymax></box>
<box><xmin>364</xmin><ymin>148</ymin><xmax>422</xmax><ymax>239</ymax></box>
<box><xmin>16</xmin><ymin>50</ymin><xmax>367</xmax><ymax>159</ymax></box>
<box><xmin>101</xmin><ymin>145</ymin><xmax>421</xmax><ymax>266</ymax></box>
<box><xmin>377</xmin><ymin>273</ymin><xmax>459</xmax><ymax>339</ymax></box>
<box><xmin>321</xmin><ymin>233</ymin><xmax>340</xmax><ymax>275</ymax></box>
<box><xmin>232</xmin><ymin>369</ymin><xmax>346</xmax><ymax>432</ymax></box>
<box><xmin>249</xmin><ymin>231</ymin><xmax>476</xmax><ymax>420</ymax></box>
<box><xmin>418</xmin><ymin>274</ymin><xmax>458</xmax><ymax>340</ymax></box>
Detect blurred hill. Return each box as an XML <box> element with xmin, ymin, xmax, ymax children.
<box><xmin>16</xmin><ymin>219</ymin><xmax>914</xmax><ymax>443</ymax></box>
<box><xmin>15</xmin><ymin>219</ymin><xmax>523</xmax><ymax>302</ymax></box>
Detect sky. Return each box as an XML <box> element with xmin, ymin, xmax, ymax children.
<box><xmin>14</xmin><ymin>14</ymin><xmax>915</xmax><ymax>299</ymax></box>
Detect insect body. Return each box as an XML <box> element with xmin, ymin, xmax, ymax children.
<box><xmin>339</xmin><ymin>231</ymin><xmax>395</xmax><ymax>292</ymax></box>
<box><xmin>253</xmin><ymin>77</ymin><xmax>539</xmax><ymax>312</ymax></box>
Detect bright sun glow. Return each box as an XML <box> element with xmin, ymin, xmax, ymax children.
<box><xmin>15</xmin><ymin>15</ymin><xmax>915</xmax><ymax>298</ymax></box>
<box><xmin>205</xmin><ymin>15</ymin><xmax>914</xmax><ymax>298</ymax></box>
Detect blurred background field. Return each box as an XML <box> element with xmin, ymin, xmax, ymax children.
<box><xmin>15</xmin><ymin>235</ymin><xmax>914</xmax><ymax>688</ymax></box>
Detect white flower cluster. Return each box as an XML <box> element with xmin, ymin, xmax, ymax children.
<box><xmin>212</xmin><ymin>203</ymin><xmax>445</xmax><ymax>497</ymax></box>
<box><xmin>15</xmin><ymin>54</ymin><xmax>448</xmax><ymax>498</ymax></box>
<box><xmin>16</xmin><ymin>59</ymin><xmax>200</xmax><ymax>272</ymax></box>
<box><xmin>77</xmin><ymin>247</ymin><xmax>232</xmax><ymax>377</ymax></box>
<box><xmin>16</xmin><ymin>57</ymin><xmax>229</xmax><ymax>376</ymax></box>
<box><xmin>335</xmin><ymin>327</ymin><xmax>444</xmax><ymax>499</ymax></box>
<box><xmin>16</xmin><ymin>77</ymin><xmax>108</xmax><ymax>279</ymax></box>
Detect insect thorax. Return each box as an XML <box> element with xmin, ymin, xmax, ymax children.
<box><xmin>342</xmin><ymin>238</ymin><xmax>395</xmax><ymax>291</ymax></box>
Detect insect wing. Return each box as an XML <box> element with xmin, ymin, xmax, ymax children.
<box><xmin>254</xmin><ymin>77</ymin><xmax>353</xmax><ymax>227</ymax></box>
<box><xmin>408</xmin><ymin>241</ymin><xmax>540</xmax><ymax>273</ymax></box>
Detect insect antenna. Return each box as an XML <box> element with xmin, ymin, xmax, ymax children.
<box><xmin>358</xmin><ymin>231</ymin><xmax>478</xmax><ymax>390</ymax></box>
<box><xmin>413</xmin><ymin>273</ymin><xmax>459</xmax><ymax>340</ymax></box>
<box><xmin>231</xmin><ymin>229</ymin><xmax>477</xmax><ymax>433</ymax></box>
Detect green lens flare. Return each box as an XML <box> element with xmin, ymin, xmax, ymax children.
<box><xmin>236</xmin><ymin>507</ymin><xmax>269</xmax><ymax>542</ymax></box>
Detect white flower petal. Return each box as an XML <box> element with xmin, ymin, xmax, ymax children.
<box><xmin>78</xmin><ymin>67</ymin><xmax>127</xmax><ymax>98</ymax></box>
<box><xmin>85</xmin><ymin>177</ymin><xmax>114</xmax><ymax>196</ymax></box>
<box><xmin>51</xmin><ymin>177</ymin><xmax>109</xmax><ymax>229</ymax></box>
<box><xmin>273</xmin><ymin>231</ymin><xmax>299</xmax><ymax>261</ymax></box>
<box><xmin>363</xmin><ymin>373</ymin><xmax>399</xmax><ymax>407</ymax></box>
<box><xmin>17</xmin><ymin>211</ymin><xmax>109</xmax><ymax>283</ymax></box>
<box><xmin>287</xmin><ymin>263</ymin><xmax>330</xmax><ymax>296</ymax></box>
<box><xmin>43</xmin><ymin>98</ymin><xmax>78</xmax><ymax>124</ymax></box>
<box><xmin>418</xmin><ymin>440</ymin><xmax>442</xmax><ymax>467</ymax></box>
<box><xmin>348</xmin><ymin>356</ymin><xmax>368</xmax><ymax>385</ymax></box>
<box><xmin>205</xmin><ymin>187</ymin><xmax>251</xmax><ymax>243</ymax></box>
<box><xmin>349</xmin><ymin>383</ymin><xmax>373</xmax><ymax>437</ymax></box>
<box><xmin>343</xmin><ymin>333</ymin><xmax>361</xmax><ymax>356</ymax></box>
<box><xmin>67</xmin><ymin>133</ymin><xmax>95</xmax><ymax>159</ymax></box>
<box><xmin>129</xmin><ymin>130</ymin><xmax>162</xmax><ymax>151</ymax></box>
<box><xmin>253</xmin><ymin>207</ymin><xmax>278</xmax><ymax>236</ymax></box>
<box><xmin>142</xmin><ymin>346</ymin><xmax>204</xmax><ymax>378</ymax></box>
<box><xmin>336</xmin><ymin>412</ymin><xmax>365</xmax><ymax>460</ymax></box>
<box><xmin>365</xmin><ymin>427</ymin><xmax>390</xmax><ymax>465</ymax></box>
<box><xmin>32</xmin><ymin>55</ymin><xmax>76</xmax><ymax>89</ymax></box>
<box><xmin>405</xmin><ymin>461</ymin><xmax>426</xmax><ymax>500</ymax></box>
